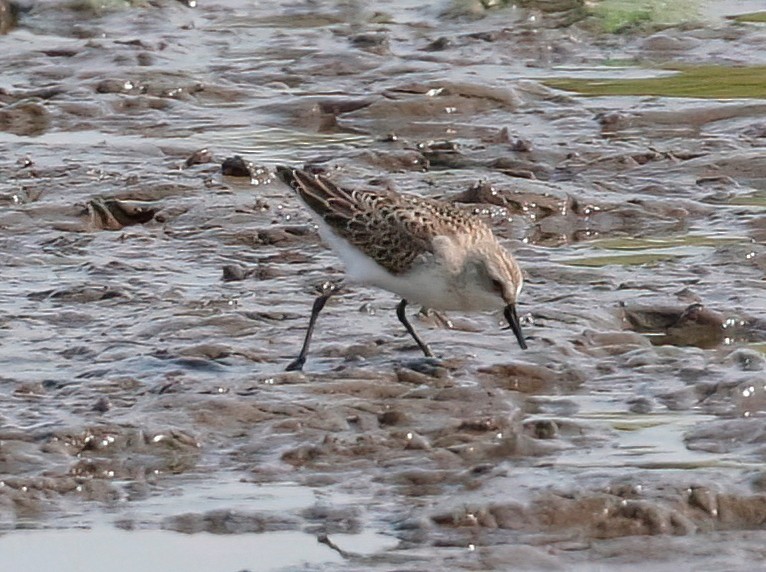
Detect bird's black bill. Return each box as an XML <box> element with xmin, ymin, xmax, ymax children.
<box><xmin>503</xmin><ymin>304</ymin><xmax>528</xmax><ymax>350</ymax></box>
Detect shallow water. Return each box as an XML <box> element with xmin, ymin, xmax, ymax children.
<box><xmin>3</xmin><ymin>529</ymin><xmax>343</xmax><ymax>571</ymax></box>
<box><xmin>1</xmin><ymin>0</ymin><xmax>766</xmax><ymax>570</ymax></box>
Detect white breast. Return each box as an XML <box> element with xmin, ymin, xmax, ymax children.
<box><xmin>318</xmin><ymin>222</ymin><xmax>500</xmax><ymax>311</ymax></box>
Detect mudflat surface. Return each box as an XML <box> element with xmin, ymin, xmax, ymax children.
<box><xmin>1</xmin><ymin>1</ymin><xmax>765</xmax><ymax>570</ymax></box>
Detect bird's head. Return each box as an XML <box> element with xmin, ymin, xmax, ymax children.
<box><xmin>466</xmin><ymin>246</ymin><xmax>527</xmax><ymax>350</ymax></box>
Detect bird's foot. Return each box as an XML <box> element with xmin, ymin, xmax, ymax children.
<box><xmin>285</xmin><ymin>357</ymin><xmax>305</xmax><ymax>372</ymax></box>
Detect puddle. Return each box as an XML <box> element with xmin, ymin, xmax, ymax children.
<box><xmin>0</xmin><ymin>476</ymin><xmax>399</xmax><ymax>571</ymax></box>
<box><xmin>0</xmin><ymin>528</ymin><xmax>340</xmax><ymax>572</ymax></box>
<box><xmin>111</xmin><ymin>476</ymin><xmax>326</xmax><ymax>521</ymax></box>
<box><xmin>572</xmin><ymin>412</ymin><xmax>721</xmax><ymax>469</ymax></box>
<box><xmin>0</xmin><ymin>527</ymin><xmax>399</xmax><ymax>572</ymax></box>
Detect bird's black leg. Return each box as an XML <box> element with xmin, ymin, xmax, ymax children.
<box><xmin>396</xmin><ymin>299</ymin><xmax>434</xmax><ymax>358</ymax></box>
<box><xmin>286</xmin><ymin>282</ymin><xmax>341</xmax><ymax>371</ymax></box>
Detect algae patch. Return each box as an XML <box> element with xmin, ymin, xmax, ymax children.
<box><xmin>544</xmin><ymin>66</ymin><xmax>766</xmax><ymax>99</ymax></box>
<box><xmin>591</xmin><ymin>235</ymin><xmax>752</xmax><ymax>251</ymax></box>
<box><xmin>560</xmin><ymin>252</ymin><xmax>678</xmax><ymax>267</ymax></box>
<box><xmin>588</xmin><ymin>0</ymin><xmax>699</xmax><ymax>33</ymax></box>
<box><xmin>731</xmin><ymin>11</ymin><xmax>766</xmax><ymax>23</ymax></box>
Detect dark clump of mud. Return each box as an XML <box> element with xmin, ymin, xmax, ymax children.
<box><xmin>1</xmin><ymin>0</ymin><xmax>765</xmax><ymax>570</ymax></box>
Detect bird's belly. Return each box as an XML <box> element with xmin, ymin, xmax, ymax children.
<box><xmin>317</xmin><ymin>223</ymin><xmax>500</xmax><ymax>312</ymax></box>
<box><xmin>376</xmin><ymin>267</ymin><xmax>501</xmax><ymax>313</ymax></box>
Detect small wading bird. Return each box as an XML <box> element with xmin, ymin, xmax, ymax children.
<box><xmin>276</xmin><ymin>166</ymin><xmax>528</xmax><ymax>371</ymax></box>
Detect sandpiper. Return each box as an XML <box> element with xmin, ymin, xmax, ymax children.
<box><xmin>276</xmin><ymin>166</ymin><xmax>527</xmax><ymax>371</ymax></box>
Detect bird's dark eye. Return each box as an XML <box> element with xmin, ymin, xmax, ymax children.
<box><xmin>491</xmin><ymin>278</ymin><xmax>504</xmax><ymax>293</ymax></box>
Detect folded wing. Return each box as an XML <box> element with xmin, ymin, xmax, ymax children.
<box><xmin>276</xmin><ymin>166</ymin><xmax>486</xmax><ymax>275</ymax></box>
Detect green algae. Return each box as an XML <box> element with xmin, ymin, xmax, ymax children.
<box><xmin>732</xmin><ymin>12</ymin><xmax>766</xmax><ymax>23</ymax></box>
<box><xmin>726</xmin><ymin>192</ymin><xmax>766</xmax><ymax>207</ymax></box>
<box><xmin>562</xmin><ymin>233</ymin><xmax>755</xmax><ymax>267</ymax></box>
<box><xmin>588</xmin><ymin>0</ymin><xmax>698</xmax><ymax>33</ymax></box>
<box><xmin>561</xmin><ymin>252</ymin><xmax>677</xmax><ymax>267</ymax></box>
<box><xmin>591</xmin><ymin>235</ymin><xmax>751</xmax><ymax>251</ymax></box>
<box><xmin>544</xmin><ymin>66</ymin><xmax>766</xmax><ymax>99</ymax></box>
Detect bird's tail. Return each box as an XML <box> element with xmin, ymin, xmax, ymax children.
<box><xmin>274</xmin><ymin>166</ymin><xmax>355</xmax><ymax>221</ymax></box>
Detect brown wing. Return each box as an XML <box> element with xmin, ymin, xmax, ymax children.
<box><xmin>275</xmin><ymin>166</ymin><xmax>487</xmax><ymax>274</ymax></box>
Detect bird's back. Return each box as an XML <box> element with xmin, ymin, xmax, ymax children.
<box><xmin>275</xmin><ymin>166</ymin><xmax>491</xmax><ymax>276</ymax></box>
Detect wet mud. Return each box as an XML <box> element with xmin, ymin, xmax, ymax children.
<box><xmin>1</xmin><ymin>0</ymin><xmax>765</xmax><ymax>570</ymax></box>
